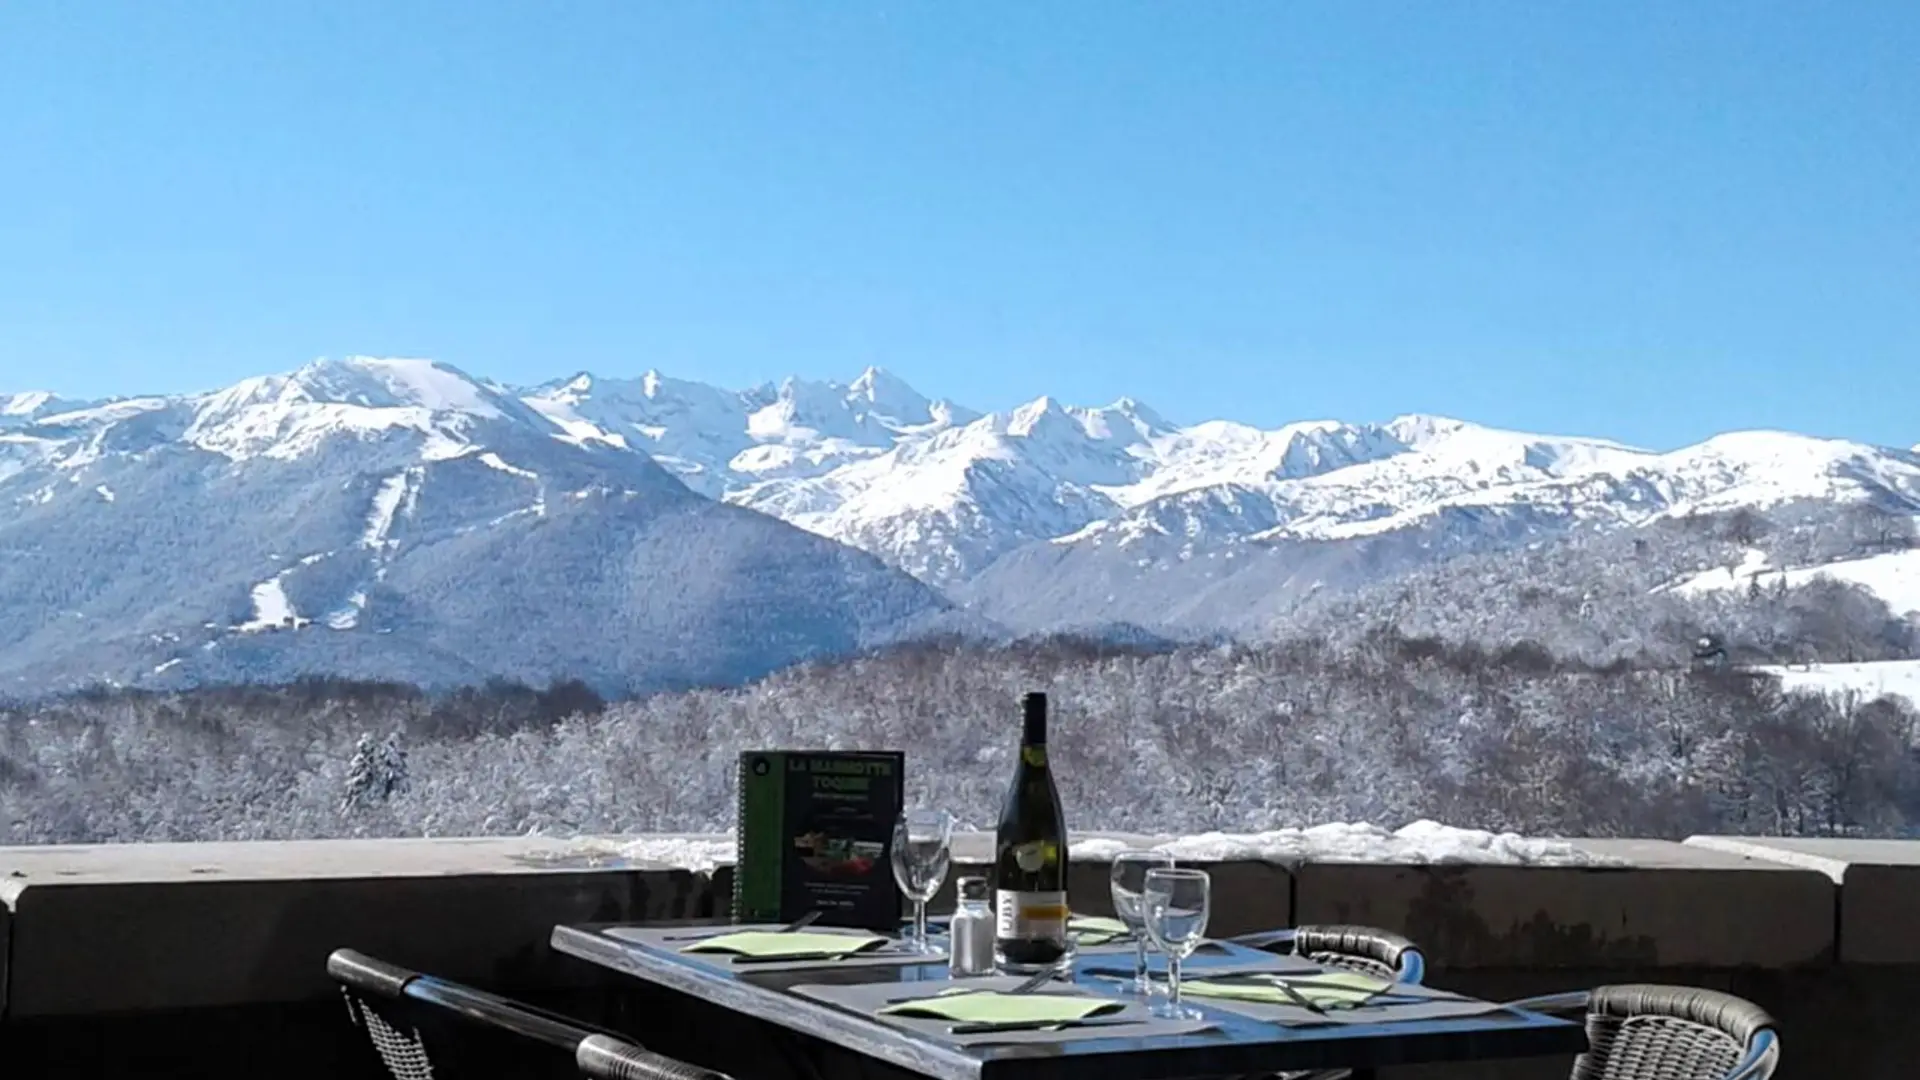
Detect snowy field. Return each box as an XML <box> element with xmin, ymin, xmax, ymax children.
<box><xmin>1755</xmin><ymin>659</ymin><xmax>1920</xmax><ymax>708</ymax></box>
<box><xmin>522</xmin><ymin>820</ymin><xmax>1629</xmax><ymax>871</ymax></box>
<box><xmin>1068</xmin><ymin>821</ymin><xmax>1625</xmax><ymax>866</ymax></box>
<box><xmin>1668</xmin><ymin>547</ymin><xmax>1920</xmax><ymax>618</ymax></box>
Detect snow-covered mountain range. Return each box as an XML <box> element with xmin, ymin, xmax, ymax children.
<box><xmin>0</xmin><ymin>360</ymin><xmax>966</xmax><ymax>696</ymax></box>
<box><xmin>3</xmin><ymin>356</ymin><xmax>1916</xmax><ymax>692</ymax></box>
<box><xmin>521</xmin><ymin>367</ymin><xmax>1920</xmax><ymax>592</ymax></box>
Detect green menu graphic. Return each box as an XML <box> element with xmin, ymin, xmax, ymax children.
<box><xmin>734</xmin><ymin>750</ymin><xmax>905</xmax><ymax>931</ymax></box>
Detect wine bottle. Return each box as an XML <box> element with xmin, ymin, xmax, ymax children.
<box><xmin>993</xmin><ymin>690</ymin><xmax>1071</xmax><ymax>972</ymax></box>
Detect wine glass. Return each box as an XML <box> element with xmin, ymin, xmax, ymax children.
<box><xmin>891</xmin><ymin>808</ymin><xmax>955</xmax><ymax>955</ymax></box>
<box><xmin>1142</xmin><ymin>867</ymin><xmax>1211</xmax><ymax>1019</ymax></box>
<box><xmin>1110</xmin><ymin>850</ymin><xmax>1176</xmax><ymax>994</ymax></box>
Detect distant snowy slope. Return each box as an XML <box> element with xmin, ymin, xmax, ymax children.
<box><xmin>1668</xmin><ymin>547</ymin><xmax>1920</xmax><ymax>618</ymax></box>
<box><xmin>1756</xmin><ymin>659</ymin><xmax>1920</xmax><ymax>707</ymax></box>
<box><xmin>0</xmin><ymin>357</ymin><xmax>964</xmax><ymax>697</ymax></box>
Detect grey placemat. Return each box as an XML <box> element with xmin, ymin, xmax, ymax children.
<box><xmin>794</xmin><ymin>975</ymin><xmax>1217</xmax><ymax>1046</ymax></box>
<box><xmin>606</xmin><ymin>925</ymin><xmax>936</xmax><ymax>974</ymax></box>
<box><xmin>1180</xmin><ymin>979</ymin><xmax>1523</xmax><ymax>1027</ymax></box>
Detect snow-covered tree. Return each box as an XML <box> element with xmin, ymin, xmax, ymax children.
<box><xmin>340</xmin><ymin>734</ymin><xmax>378</xmax><ymax>814</ymax></box>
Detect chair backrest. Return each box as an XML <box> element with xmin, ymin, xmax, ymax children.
<box><xmin>1573</xmin><ymin>984</ymin><xmax>1780</xmax><ymax>1080</ymax></box>
<box><xmin>328</xmin><ymin>948</ymin><xmax>729</xmax><ymax>1080</ymax></box>
<box><xmin>1291</xmin><ymin>924</ymin><xmax>1426</xmax><ymax>985</ymax></box>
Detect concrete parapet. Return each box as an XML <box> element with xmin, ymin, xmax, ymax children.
<box><xmin>1686</xmin><ymin>835</ymin><xmax>1920</xmax><ymax>965</ymax></box>
<box><xmin>1294</xmin><ymin>838</ymin><xmax>1835</xmax><ymax>969</ymax></box>
<box><xmin>0</xmin><ymin>837</ymin><xmax>717</xmax><ymax>1017</ymax></box>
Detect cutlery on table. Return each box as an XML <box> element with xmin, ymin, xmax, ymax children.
<box><xmin>948</xmin><ymin>1018</ymin><xmax>1143</xmax><ymax>1035</ymax></box>
<box><xmin>1007</xmin><ymin>968</ymin><xmax>1060</xmax><ymax>994</ymax></box>
<box><xmin>882</xmin><ymin>967</ymin><xmax>1068</xmax><ymax>1004</ymax></box>
<box><xmin>1157</xmin><ymin>971</ymin><xmax>1332</xmax><ymax>1012</ymax></box>
<box><xmin>1192</xmin><ymin>972</ymin><xmax>1445</xmax><ymax>1012</ymax></box>
<box><xmin>1266</xmin><ymin>980</ymin><xmax>1329</xmax><ymax>1015</ymax></box>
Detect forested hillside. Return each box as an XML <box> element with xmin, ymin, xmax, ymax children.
<box><xmin>5</xmin><ymin>628</ymin><xmax>1914</xmax><ymax>845</ymax></box>
<box><xmin>1295</xmin><ymin>504</ymin><xmax>1919</xmax><ymax>666</ymax></box>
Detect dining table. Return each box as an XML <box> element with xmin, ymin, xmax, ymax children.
<box><xmin>549</xmin><ymin>919</ymin><xmax>1587</xmax><ymax>1080</ymax></box>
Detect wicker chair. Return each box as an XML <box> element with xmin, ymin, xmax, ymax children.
<box><xmin>1228</xmin><ymin>924</ymin><xmax>1427</xmax><ymax>985</ymax></box>
<box><xmin>329</xmin><ymin>948</ymin><xmax>729</xmax><ymax>1080</ymax></box>
<box><xmin>1508</xmin><ymin>984</ymin><xmax>1780</xmax><ymax>1080</ymax></box>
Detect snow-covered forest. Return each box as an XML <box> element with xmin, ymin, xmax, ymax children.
<box><xmin>3</xmin><ymin>628</ymin><xmax>1915</xmax><ymax>845</ymax></box>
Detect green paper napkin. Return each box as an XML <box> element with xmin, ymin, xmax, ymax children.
<box><xmin>880</xmin><ymin>991</ymin><xmax>1125</xmax><ymax>1025</ymax></box>
<box><xmin>1070</xmin><ymin>914</ymin><xmax>1132</xmax><ymax>945</ymax></box>
<box><xmin>1182</xmin><ymin>971</ymin><xmax>1395</xmax><ymax>1009</ymax></box>
<box><xmin>681</xmin><ymin>930</ymin><xmax>887</xmax><ymax>958</ymax></box>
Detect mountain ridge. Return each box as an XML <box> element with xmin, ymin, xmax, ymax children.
<box><xmin>5</xmin><ymin>357</ymin><xmax>1917</xmax><ymax>682</ymax></box>
<box><xmin>0</xmin><ymin>357</ymin><xmax>972</xmax><ymax>697</ymax></box>
<box><xmin>506</xmin><ymin>361</ymin><xmax>1919</xmax><ymax>592</ymax></box>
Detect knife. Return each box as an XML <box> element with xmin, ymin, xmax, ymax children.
<box><xmin>948</xmin><ymin>1017</ymin><xmax>1143</xmax><ymax>1035</ymax></box>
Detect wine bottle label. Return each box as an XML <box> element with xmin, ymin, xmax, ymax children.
<box><xmin>994</xmin><ymin>889</ymin><xmax>1068</xmax><ymax>940</ymax></box>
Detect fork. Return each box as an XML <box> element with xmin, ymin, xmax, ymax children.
<box><xmin>1190</xmin><ymin>972</ymin><xmax>1331</xmax><ymax>1015</ymax></box>
<box><xmin>1007</xmin><ymin>968</ymin><xmax>1063</xmax><ymax>994</ymax></box>
<box><xmin>882</xmin><ymin>966</ymin><xmax>1065</xmax><ymax>1005</ymax></box>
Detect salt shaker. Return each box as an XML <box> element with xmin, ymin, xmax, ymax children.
<box><xmin>949</xmin><ymin>875</ymin><xmax>996</xmax><ymax>976</ymax></box>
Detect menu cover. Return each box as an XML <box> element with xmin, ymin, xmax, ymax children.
<box><xmin>734</xmin><ymin>750</ymin><xmax>905</xmax><ymax>931</ymax></box>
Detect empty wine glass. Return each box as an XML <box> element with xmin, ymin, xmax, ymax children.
<box><xmin>1142</xmin><ymin>867</ymin><xmax>1210</xmax><ymax>1019</ymax></box>
<box><xmin>1110</xmin><ymin>850</ymin><xmax>1175</xmax><ymax>994</ymax></box>
<box><xmin>892</xmin><ymin>808</ymin><xmax>955</xmax><ymax>955</ymax></box>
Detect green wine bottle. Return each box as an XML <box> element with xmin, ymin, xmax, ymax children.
<box><xmin>992</xmin><ymin>691</ymin><xmax>1071</xmax><ymax>972</ymax></box>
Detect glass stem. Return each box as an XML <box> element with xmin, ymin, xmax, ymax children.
<box><xmin>914</xmin><ymin>898</ymin><xmax>928</xmax><ymax>948</ymax></box>
<box><xmin>1135</xmin><ymin>936</ymin><xmax>1149</xmax><ymax>989</ymax></box>
<box><xmin>1168</xmin><ymin>954</ymin><xmax>1183</xmax><ymax>1008</ymax></box>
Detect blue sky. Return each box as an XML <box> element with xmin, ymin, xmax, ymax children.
<box><xmin>2</xmin><ymin>2</ymin><xmax>1914</xmax><ymax>450</ymax></box>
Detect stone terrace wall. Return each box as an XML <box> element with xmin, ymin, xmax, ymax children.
<box><xmin>1</xmin><ymin>834</ymin><xmax>1915</xmax><ymax>1079</ymax></box>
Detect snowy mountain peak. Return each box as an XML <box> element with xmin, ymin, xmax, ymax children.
<box><xmin>1006</xmin><ymin>395</ymin><xmax>1070</xmax><ymax>437</ymax></box>
<box><xmin>846</xmin><ymin>365</ymin><xmax>931</xmax><ymax>424</ymax></box>
<box><xmin>1067</xmin><ymin>397</ymin><xmax>1172</xmax><ymax>446</ymax></box>
<box><xmin>1110</xmin><ymin>395</ymin><xmax>1168</xmax><ymax>425</ymax></box>
<box><xmin>2</xmin><ymin>391</ymin><xmax>58</xmax><ymax>417</ymax></box>
<box><xmin>1383</xmin><ymin>413</ymin><xmax>1476</xmax><ymax>448</ymax></box>
<box><xmin>289</xmin><ymin>357</ymin><xmax>507</xmax><ymax>417</ymax></box>
<box><xmin>749</xmin><ymin>376</ymin><xmax>877</xmax><ymax>444</ymax></box>
<box><xmin>179</xmin><ymin>357</ymin><xmax>520</xmax><ymax>462</ymax></box>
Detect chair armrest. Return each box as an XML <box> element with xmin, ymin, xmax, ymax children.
<box><xmin>577</xmin><ymin>1034</ymin><xmax>732</xmax><ymax>1080</ymax></box>
<box><xmin>1725</xmin><ymin>1028</ymin><xmax>1780</xmax><ymax>1080</ymax></box>
<box><xmin>327</xmin><ymin>948</ymin><xmax>418</xmax><ymax>999</ymax></box>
